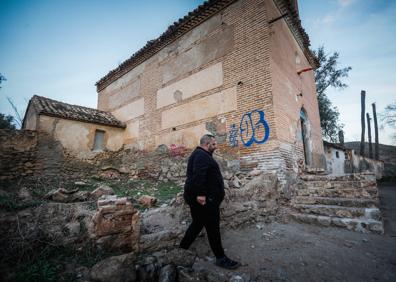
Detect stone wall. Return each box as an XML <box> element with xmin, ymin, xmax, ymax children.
<box><xmin>0</xmin><ymin>129</ymin><xmax>99</xmax><ymax>184</ymax></box>
<box><xmin>0</xmin><ymin>129</ymin><xmax>38</xmax><ymax>182</ymax></box>
<box><xmin>0</xmin><ymin>129</ymin><xmax>191</xmax><ymax>185</ymax></box>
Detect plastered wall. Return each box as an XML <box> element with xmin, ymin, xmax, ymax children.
<box><xmin>38</xmin><ymin>115</ymin><xmax>124</xmax><ymax>158</ymax></box>
<box><xmin>23</xmin><ymin>107</ymin><xmax>38</xmax><ymax>131</ymax></box>
<box><xmin>324</xmin><ymin>144</ymin><xmax>384</xmax><ymax>179</ymax></box>
<box><xmin>324</xmin><ymin>146</ymin><xmax>347</xmax><ymax>175</ymax></box>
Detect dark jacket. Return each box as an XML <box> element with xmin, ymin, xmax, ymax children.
<box><xmin>183</xmin><ymin>147</ymin><xmax>225</xmax><ymax>205</ymax></box>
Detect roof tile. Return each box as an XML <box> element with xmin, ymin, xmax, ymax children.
<box><xmin>96</xmin><ymin>0</ymin><xmax>317</xmax><ymax>91</ymax></box>
<box><xmin>27</xmin><ymin>95</ymin><xmax>125</xmax><ymax>128</ymax></box>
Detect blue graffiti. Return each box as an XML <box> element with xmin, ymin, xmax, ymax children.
<box><xmin>229</xmin><ymin>124</ymin><xmax>239</xmax><ymax>147</ymax></box>
<box><xmin>239</xmin><ymin>110</ymin><xmax>270</xmax><ymax>147</ymax></box>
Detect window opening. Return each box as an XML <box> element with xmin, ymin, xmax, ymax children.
<box><xmin>93</xmin><ymin>130</ymin><xmax>105</xmax><ymax>151</ymax></box>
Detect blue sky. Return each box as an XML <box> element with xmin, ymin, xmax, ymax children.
<box><xmin>299</xmin><ymin>0</ymin><xmax>396</xmax><ymax>144</ymax></box>
<box><xmin>1</xmin><ymin>0</ymin><xmax>395</xmax><ymax>144</ymax></box>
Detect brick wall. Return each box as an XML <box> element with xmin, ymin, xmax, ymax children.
<box><xmin>96</xmin><ymin>0</ymin><xmax>324</xmax><ymax>183</ymax></box>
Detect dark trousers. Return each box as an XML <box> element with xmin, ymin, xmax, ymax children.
<box><xmin>179</xmin><ymin>201</ymin><xmax>225</xmax><ymax>258</ymax></box>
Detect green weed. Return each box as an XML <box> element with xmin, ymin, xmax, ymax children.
<box><xmin>0</xmin><ymin>194</ymin><xmax>42</xmax><ymax>211</ymax></box>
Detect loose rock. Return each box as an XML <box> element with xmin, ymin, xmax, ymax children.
<box><xmin>90</xmin><ymin>253</ymin><xmax>136</xmax><ymax>282</ymax></box>
<box><xmin>139</xmin><ymin>195</ymin><xmax>157</xmax><ymax>208</ymax></box>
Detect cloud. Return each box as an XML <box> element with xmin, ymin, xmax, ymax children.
<box><xmin>312</xmin><ymin>0</ymin><xmax>357</xmax><ymax>27</ymax></box>
<box><xmin>338</xmin><ymin>0</ymin><xmax>356</xmax><ymax>8</ymax></box>
<box><xmin>312</xmin><ymin>14</ymin><xmax>335</xmax><ymax>26</ymax></box>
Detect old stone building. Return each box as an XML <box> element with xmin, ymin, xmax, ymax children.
<box><xmin>21</xmin><ymin>0</ymin><xmax>324</xmax><ymax>179</ymax></box>
<box><xmin>22</xmin><ymin>95</ymin><xmax>126</xmax><ymax>158</ymax></box>
<box><xmin>95</xmin><ymin>0</ymin><xmax>324</xmax><ymax>176</ymax></box>
<box><xmin>323</xmin><ymin>141</ymin><xmax>384</xmax><ymax>179</ymax></box>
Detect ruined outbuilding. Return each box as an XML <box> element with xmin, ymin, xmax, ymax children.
<box><xmin>22</xmin><ymin>95</ymin><xmax>126</xmax><ymax>158</ymax></box>
<box><xmin>323</xmin><ymin>141</ymin><xmax>384</xmax><ymax>179</ymax></box>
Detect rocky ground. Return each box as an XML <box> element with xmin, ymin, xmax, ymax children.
<box><xmin>1</xmin><ymin>179</ymin><xmax>395</xmax><ymax>281</ymax></box>
<box><xmin>188</xmin><ymin>182</ymin><xmax>396</xmax><ymax>281</ymax></box>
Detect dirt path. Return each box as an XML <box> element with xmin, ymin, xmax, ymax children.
<box><xmin>379</xmin><ymin>182</ymin><xmax>396</xmax><ymax>236</ymax></box>
<box><xmin>187</xmin><ymin>184</ymin><xmax>396</xmax><ymax>281</ymax></box>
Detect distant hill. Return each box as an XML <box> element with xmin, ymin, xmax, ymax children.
<box><xmin>344</xmin><ymin>142</ymin><xmax>396</xmax><ymax>179</ymax></box>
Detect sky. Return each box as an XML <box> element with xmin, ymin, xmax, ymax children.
<box><xmin>299</xmin><ymin>0</ymin><xmax>396</xmax><ymax>144</ymax></box>
<box><xmin>1</xmin><ymin>0</ymin><xmax>395</xmax><ymax>144</ymax></box>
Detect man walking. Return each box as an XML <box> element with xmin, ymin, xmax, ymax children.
<box><xmin>180</xmin><ymin>134</ymin><xmax>240</xmax><ymax>269</ymax></box>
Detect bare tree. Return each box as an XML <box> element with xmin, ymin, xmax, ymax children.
<box><xmin>6</xmin><ymin>97</ymin><xmax>23</xmax><ymax>128</ymax></box>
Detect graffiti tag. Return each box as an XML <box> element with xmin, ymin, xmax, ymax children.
<box><xmin>239</xmin><ymin>110</ymin><xmax>270</xmax><ymax>147</ymax></box>
<box><xmin>228</xmin><ymin>110</ymin><xmax>270</xmax><ymax>147</ymax></box>
<box><xmin>228</xmin><ymin>124</ymin><xmax>239</xmax><ymax>147</ymax></box>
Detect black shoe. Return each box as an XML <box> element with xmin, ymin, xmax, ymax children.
<box><xmin>215</xmin><ymin>256</ymin><xmax>241</xmax><ymax>270</ymax></box>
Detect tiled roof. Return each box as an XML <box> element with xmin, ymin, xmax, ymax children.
<box><xmin>96</xmin><ymin>0</ymin><xmax>238</xmax><ymax>91</ymax></box>
<box><xmin>24</xmin><ymin>95</ymin><xmax>126</xmax><ymax>128</ymax></box>
<box><xmin>323</xmin><ymin>141</ymin><xmax>348</xmax><ymax>151</ymax></box>
<box><xmin>96</xmin><ymin>0</ymin><xmax>318</xmax><ymax>92</ymax></box>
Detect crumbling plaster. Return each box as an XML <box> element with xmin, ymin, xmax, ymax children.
<box><xmin>161</xmin><ymin>87</ymin><xmax>237</xmax><ymax>130</ymax></box>
<box><xmin>38</xmin><ymin>115</ymin><xmax>124</xmax><ymax>158</ymax></box>
<box><xmin>23</xmin><ymin>106</ymin><xmax>38</xmax><ymax>131</ymax></box>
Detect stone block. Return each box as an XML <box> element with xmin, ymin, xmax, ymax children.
<box><xmin>92</xmin><ymin>196</ymin><xmax>140</xmax><ymax>251</ymax></box>
<box><xmin>90</xmin><ymin>184</ymin><xmax>115</xmax><ymax>199</ymax></box>
<box><xmin>139</xmin><ymin>195</ymin><xmax>158</xmax><ymax>208</ymax></box>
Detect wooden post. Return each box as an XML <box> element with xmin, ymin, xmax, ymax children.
<box><xmin>360</xmin><ymin>90</ymin><xmax>366</xmax><ymax>156</ymax></box>
<box><xmin>372</xmin><ymin>103</ymin><xmax>379</xmax><ymax>160</ymax></box>
<box><xmin>366</xmin><ymin>113</ymin><xmax>373</xmax><ymax>158</ymax></box>
<box><xmin>338</xmin><ymin>130</ymin><xmax>344</xmax><ymax>146</ymax></box>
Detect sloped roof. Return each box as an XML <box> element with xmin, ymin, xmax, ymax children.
<box><xmin>96</xmin><ymin>0</ymin><xmax>317</xmax><ymax>92</ymax></box>
<box><xmin>96</xmin><ymin>0</ymin><xmax>237</xmax><ymax>92</ymax></box>
<box><xmin>24</xmin><ymin>95</ymin><xmax>125</xmax><ymax>128</ymax></box>
<box><xmin>323</xmin><ymin>141</ymin><xmax>348</xmax><ymax>151</ymax></box>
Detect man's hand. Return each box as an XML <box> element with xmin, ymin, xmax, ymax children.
<box><xmin>196</xmin><ymin>196</ymin><xmax>206</xmax><ymax>206</ymax></box>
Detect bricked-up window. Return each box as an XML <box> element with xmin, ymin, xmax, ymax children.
<box><xmin>93</xmin><ymin>130</ymin><xmax>105</xmax><ymax>151</ymax></box>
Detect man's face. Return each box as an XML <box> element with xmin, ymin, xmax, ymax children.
<box><xmin>208</xmin><ymin>138</ymin><xmax>218</xmax><ymax>153</ymax></box>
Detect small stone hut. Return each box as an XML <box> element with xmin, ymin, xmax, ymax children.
<box><xmin>22</xmin><ymin>95</ymin><xmax>125</xmax><ymax>158</ymax></box>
